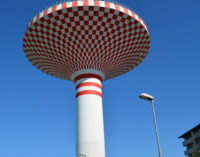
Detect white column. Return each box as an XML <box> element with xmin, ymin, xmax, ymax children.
<box><xmin>73</xmin><ymin>71</ymin><xmax>105</xmax><ymax>157</ymax></box>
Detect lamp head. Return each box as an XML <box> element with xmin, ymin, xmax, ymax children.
<box><xmin>139</xmin><ymin>93</ymin><xmax>154</xmax><ymax>101</ymax></box>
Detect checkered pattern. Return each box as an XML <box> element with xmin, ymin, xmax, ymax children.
<box><xmin>23</xmin><ymin>0</ymin><xmax>150</xmax><ymax>81</ymax></box>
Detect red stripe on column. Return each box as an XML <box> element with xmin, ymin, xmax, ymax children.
<box><xmin>76</xmin><ymin>82</ymin><xmax>101</xmax><ymax>90</ymax></box>
<box><xmin>74</xmin><ymin>73</ymin><xmax>103</xmax><ymax>82</ymax></box>
<box><xmin>76</xmin><ymin>90</ymin><xmax>102</xmax><ymax>97</ymax></box>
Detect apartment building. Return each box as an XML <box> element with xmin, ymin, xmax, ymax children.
<box><xmin>179</xmin><ymin>124</ymin><xmax>200</xmax><ymax>157</ymax></box>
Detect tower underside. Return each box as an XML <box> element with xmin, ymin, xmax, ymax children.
<box><xmin>23</xmin><ymin>0</ymin><xmax>150</xmax><ymax>81</ymax></box>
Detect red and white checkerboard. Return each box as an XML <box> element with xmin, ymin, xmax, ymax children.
<box><xmin>23</xmin><ymin>0</ymin><xmax>150</xmax><ymax>81</ymax></box>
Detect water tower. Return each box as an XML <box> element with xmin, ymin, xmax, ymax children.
<box><xmin>23</xmin><ymin>0</ymin><xmax>150</xmax><ymax>157</ymax></box>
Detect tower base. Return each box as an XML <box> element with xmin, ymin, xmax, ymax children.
<box><xmin>73</xmin><ymin>70</ymin><xmax>105</xmax><ymax>157</ymax></box>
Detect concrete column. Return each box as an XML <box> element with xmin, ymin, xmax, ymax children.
<box><xmin>72</xmin><ymin>70</ymin><xmax>105</xmax><ymax>157</ymax></box>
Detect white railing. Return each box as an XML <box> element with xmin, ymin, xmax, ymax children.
<box><xmin>38</xmin><ymin>0</ymin><xmax>137</xmax><ymax>18</ymax></box>
<box><xmin>28</xmin><ymin>0</ymin><xmax>144</xmax><ymax>28</ymax></box>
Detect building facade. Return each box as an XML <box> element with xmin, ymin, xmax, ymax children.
<box><xmin>179</xmin><ymin>124</ymin><xmax>200</xmax><ymax>157</ymax></box>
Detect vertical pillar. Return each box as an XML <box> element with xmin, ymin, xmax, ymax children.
<box><xmin>73</xmin><ymin>71</ymin><xmax>105</xmax><ymax>157</ymax></box>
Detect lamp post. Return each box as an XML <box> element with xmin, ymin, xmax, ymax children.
<box><xmin>139</xmin><ymin>93</ymin><xmax>162</xmax><ymax>157</ymax></box>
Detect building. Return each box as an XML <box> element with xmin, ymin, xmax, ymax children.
<box><xmin>179</xmin><ymin>124</ymin><xmax>200</xmax><ymax>157</ymax></box>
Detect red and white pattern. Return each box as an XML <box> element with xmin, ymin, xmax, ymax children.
<box><xmin>74</xmin><ymin>73</ymin><xmax>102</xmax><ymax>97</ymax></box>
<box><xmin>23</xmin><ymin>0</ymin><xmax>150</xmax><ymax>81</ymax></box>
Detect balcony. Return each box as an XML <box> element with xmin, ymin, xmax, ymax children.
<box><xmin>184</xmin><ymin>147</ymin><xmax>196</xmax><ymax>155</ymax></box>
<box><xmin>196</xmin><ymin>143</ymin><xmax>200</xmax><ymax>148</ymax></box>
<box><xmin>183</xmin><ymin>137</ymin><xmax>193</xmax><ymax>146</ymax></box>
<box><xmin>193</xmin><ymin>131</ymin><xmax>200</xmax><ymax>138</ymax></box>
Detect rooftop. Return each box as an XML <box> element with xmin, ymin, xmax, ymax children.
<box><xmin>179</xmin><ymin>124</ymin><xmax>200</xmax><ymax>139</ymax></box>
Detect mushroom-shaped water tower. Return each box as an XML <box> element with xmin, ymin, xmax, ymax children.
<box><xmin>23</xmin><ymin>1</ymin><xmax>150</xmax><ymax>157</ymax></box>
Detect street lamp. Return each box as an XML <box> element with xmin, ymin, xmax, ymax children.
<box><xmin>139</xmin><ymin>93</ymin><xmax>162</xmax><ymax>157</ymax></box>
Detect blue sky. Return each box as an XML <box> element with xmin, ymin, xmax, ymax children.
<box><xmin>0</xmin><ymin>0</ymin><xmax>200</xmax><ymax>157</ymax></box>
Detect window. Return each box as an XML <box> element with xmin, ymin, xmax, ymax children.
<box><xmin>187</xmin><ymin>142</ymin><xmax>193</xmax><ymax>150</ymax></box>
<box><xmin>185</xmin><ymin>134</ymin><xmax>192</xmax><ymax>140</ymax></box>
<box><xmin>195</xmin><ymin>137</ymin><xmax>200</xmax><ymax>144</ymax></box>
<box><xmin>193</xmin><ymin>128</ymin><xmax>199</xmax><ymax>134</ymax></box>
